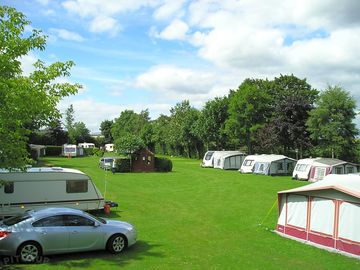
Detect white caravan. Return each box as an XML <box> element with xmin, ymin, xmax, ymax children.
<box><xmin>78</xmin><ymin>142</ymin><xmax>95</xmax><ymax>148</ymax></box>
<box><xmin>105</xmin><ymin>143</ymin><xmax>115</xmax><ymax>152</ymax></box>
<box><xmin>292</xmin><ymin>158</ymin><xmax>320</xmax><ymax>180</ymax></box>
<box><xmin>62</xmin><ymin>144</ymin><xmax>84</xmax><ymax>157</ymax></box>
<box><xmin>0</xmin><ymin>167</ymin><xmax>106</xmax><ymax>217</ymax></box>
<box><xmin>201</xmin><ymin>151</ymin><xmax>216</xmax><ymax>167</ymax></box>
<box><xmin>239</xmin><ymin>155</ymin><xmax>263</xmax><ymax>173</ymax></box>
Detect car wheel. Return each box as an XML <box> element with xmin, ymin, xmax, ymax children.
<box><xmin>107</xmin><ymin>234</ymin><xmax>127</xmax><ymax>254</ymax></box>
<box><xmin>18</xmin><ymin>242</ymin><xmax>42</xmax><ymax>263</ymax></box>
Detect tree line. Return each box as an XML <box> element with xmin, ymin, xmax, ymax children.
<box><xmin>100</xmin><ymin>76</ymin><xmax>359</xmax><ymax>162</ymax></box>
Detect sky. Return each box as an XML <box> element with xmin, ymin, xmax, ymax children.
<box><xmin>3</xmin><ymin>0</ymin><xmax>360</xmax><ymax>132</ymax></box>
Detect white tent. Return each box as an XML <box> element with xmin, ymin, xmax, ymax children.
<box><xmin>213</xmin><ymin>152</ymin><xmax>246</xmax><ymax>170</ymax></box>
<box><xmin>276</xmin><ymin>174</ymin><xmax>360</xmax><ymax>258</ymax></box>
<box><xmin>292</xmin><ymin>158</ymin><xmax>321</xmax><ymax>180</ymax></box>
<box><xmin>212</xmin><ymin>151</ymin><xmax>244</xmax><ymax>169</ymax></box>
<box><xmin>252</xmin><ymin>155</ymin><xmax>297</xmax><ymax>176</ymax></box>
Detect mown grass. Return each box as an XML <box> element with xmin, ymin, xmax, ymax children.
<box><xmin>3</xmin><ymin>156</ymin><xmax>359</xmax><ymax>269</ymax></box>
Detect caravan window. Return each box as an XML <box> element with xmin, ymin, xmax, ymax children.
<box><xmin>4</xmin><ymin>182</ymin><xmax>14</xmax><ymax>194</ymax></box>
<box><xmin>205</xmin><ymin>152</ymin><xmax>214</xmax><ymax>160</ymax></box>
<box><xmin>244</xmin><ymin>160</ymin><xmax>254</xmax><ymax>166</ymax></box>
<box><xmin>296</xmin><ymin>164</ymin><xmax>308</xmax><ymax>172</ymax></box>
<box><xmin>66</xmin><ymin>180</ymin><xmax>88</xmax><ymax>193</ymax></box>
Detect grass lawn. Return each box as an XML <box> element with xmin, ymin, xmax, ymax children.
<box><xmin>3</xmin><ymin>156</ymin><xmax>359</xmax><ymax>269</ymax></box>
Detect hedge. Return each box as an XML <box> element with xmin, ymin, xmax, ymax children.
<box><xmin>155</xmin><ymin>157</ymin><xmax>173</xmax><ymax>172</ymax></box>
<box><xmin>114</xmin><ymin>158</ymin><xmax>131</xmax><ymax>172</ymax></box>
<box><xmin>45</xmin><ymin>146</ymin><xmax>62</xmax><ymax>156</ymax></box>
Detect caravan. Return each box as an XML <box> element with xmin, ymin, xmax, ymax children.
<box><xmin>0</xmin><ymin>167</ymin><xmax>108</xmax><ymax>217</ymax></box>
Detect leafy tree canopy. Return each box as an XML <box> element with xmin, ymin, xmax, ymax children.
<box><xmin>0</xmin><ymin>6</ymin><xmax>81</xmax><ymax>168</ymax></box>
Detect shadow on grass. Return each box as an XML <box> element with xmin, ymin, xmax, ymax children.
<box><xmin>0</xmin><ymin>241</ymin><xmax>163</xmax><ymax>269</ymax></box>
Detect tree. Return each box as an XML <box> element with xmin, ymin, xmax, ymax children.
<box><xmin>194</xmin><ymin>97</ymin><xmax>229</xmax><ymax>150</ymax></box>
<box><xmin>152</xmin><ymin>115</ymin><xmax>171</xmax><ymax>154</ymax></box>
<box><xmin>306</xmin><ymin>86</ymin><xmax>358</xmax><ymax>159</ymax></box>
<box><xmin>0</xmin><ymin>6</ymin><xmax>81</xmax><ymax>168</ymax></box>
<box><xmin>169</xmin><ymin>100</ymin><xmax>202</xmax><ymax>158</ymax></box>
<box><xmin>225</xmin><ymin>79</ymin><xmax>271</xmax><ymax>154</ymax></box>
<box><xmin>111</xmin><ymin>109</ymin><xmax>153</xmax><ymax>150</ymax></box>
<box><xmin>115</xmin><ymin>134</ymin><xmax>145</xmax><ymax>171</ymax></box>
<box><xmin>72</xmin><ymin>122</ymin><xmax>91</xmax><ymax>144</ymax></box>
<box><xmin>100</xmin><ymin>120</ymin><xmax>113</xmax><ymax>144</ymax></box>
<box><xmin>65</xmin><ymin>104</ymin><xmax>75</xmax><ymax>143</ymax></box>
<box><xmin>268</xmin><ymin>75</ymin><xmax>318</xmax><ymax>157</ymax></box>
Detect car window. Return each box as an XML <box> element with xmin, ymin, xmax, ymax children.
<box><xmin>64</xmin><ymin>215</ymin><xmax>95</xmax><ymax>226</ymax></box>
<box><xmin>33</xmin><ymin>215</ymin><xmax>65</xmax><ymax>227</ymax></box>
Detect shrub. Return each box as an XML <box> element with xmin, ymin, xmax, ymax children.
<box><xmin>155</xmin><ymin>157</ymin><xmax>173</xmax><ymax>172</ymax></box>
<box><xmin>45</xmin><ymin>146</ymin><xmax>62</xmax><ymax>156</ymax></box>
<box><xmin>114</xmin><ymin>158</ymin><xmax>131</xmax><ymax>172</ymax></box>
<box><xmin>92</xmin><ymin>148</ymin><xmax>105</xmax><ymax>157</ymax></box>
<box><xmin>83</xmin><ymin>148</ymin><xmax>94</xmax><ymax>156</ymax></box>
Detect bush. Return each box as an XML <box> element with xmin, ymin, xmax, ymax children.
<box><xmin>83</xmin><ymin>148</ymin><xmax>94</xmax><ymax>156</ymax></box>
<box><xmin>45</xmin><ymin>146</ymin><xmax>62</xmax><ymax>156</ymax></box>
<box><xmin>155</xmin><ymin>157</ymin><xmax>173</xmax><ymax>172</ymax></box>
<box><xmin>93</xmin><ymin>148</ymin><xmax>105</xmax><ymax>157</ymax></box>
<box><xmin>114</xmin><ymin>158</ymin><xmax>131</xmax><ymax>172</ymax></box>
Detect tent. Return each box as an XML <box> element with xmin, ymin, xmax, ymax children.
<box><xmin>212</xmin><ymin>151</ymin><xmax>244</xmax><ymax>169</ymax></box>
<box><xmin>252</xmin><ymin>155</ymin><xmax>297</xmax><ymax>176</ymax></box>
<box><xmin>276</xmin><ymin>174</ymin><xmax>360</xmax><ymax>258</ymax></box>
<box><xmin>213</xmin><ymin>152</ymin><xmax>246</xmax><ymax>170</ymax></box>
<box><xmin>308</xmin><ymin>158</ymin><xmax>358</xmax><ymax>182</ymax></box>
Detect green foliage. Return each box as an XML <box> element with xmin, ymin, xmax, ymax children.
<box><xmin>45</xmin><ymin>145</ymin><xmax>62</xmax><ymax>156</ymax></box>
<box><xmin>152</xmin><ymin>115</ymin><xmax>171</xmax><ymax>155</ymax></box>
<box><xmin>267</xmin><ymin>75</ymin><xmax>318</xmax><ymax>156</ymax></box>
<box><xmin>225</xmin><ymin>79</ymin><xmax>271</xmax><ymax>153</ymax></box>
<box><xmin>112</xmin><ymin>109</ymin><xmax>153</xmax><ymax>150</ymax></box>
<box><xmin>115</xmin><ymin>134</ymin><xmax>145</xmax><ymax>156</ymax></box>
<box><xmin>114</xmin><ymin>158</ymin><xmax>131</xmax><ymax>172</ymax></box>
<box><xmin>92</xmin><ymin>148</ymin><xmax>105</xmax><ymax>157</ymax></box>
<box><xmin>194</xmin><ymin>97</ymin><xmax>229</xmax><ymax>150</ymax></box>
<box><xmin>155</xmin><ymin>157</ymin><xmax>173</xmax><ymax>172</ymax></box>
<box><xmin>168</xmin><ymin>100</ymin><xmax>203</xmax><ymax>158</ymax></box>
<box><xmin>83</xmin><ymin>148</ymin><xmax>95</xmax><ymax>156</ymax></box>
<box><xmin>100</xmin><ymin>120</ymin><xmax>113</xmax><ymax>144</ymax></box>
<box><xmin>0</xmin><ymin>6</ymin><xmax>81</xmax><ymax>168</ymax></box>
<box><xmin>306</xmin><ymin>85</ymin><xmax>358</xmax><ymax>159</ymax></box>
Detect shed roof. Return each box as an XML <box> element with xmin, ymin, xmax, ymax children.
<box><xmin>278</xmin><ymin>174</ymin><xmax>360</xmax><ymax>199</ymax></box>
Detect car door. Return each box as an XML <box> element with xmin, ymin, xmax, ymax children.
<box><xmin>64</xmin><ymin>214</ymin><xmax>104</xmax><ymax>251</ymax></box>
<box><xmin>32</xmin><ymin>215</ymin><xmax>70</xmax><ymax>254</ymax></box>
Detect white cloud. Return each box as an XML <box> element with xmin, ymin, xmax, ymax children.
<box><xmin>20</xmin><ymin>53</ymin><xmax>38</xmax><ymax>76</ymax></box>
<box><xmin>157</xmin><ymin>19</ymin><xmax>189</xmax><ymax>40</ymax></box>
<box><xmin>36</xmin><ymin>0</ymin><xmax>49</xmax><ymax>5</ymax></box>
<box><xmin>89</xmin><ymin>16</ymin><xmax>120</xmax><ymax>35</ymax></box>
<box><xmin>50</xmin><ymin>28</ymin><xmax>85</xmax><ymax>42</ymax></box>
<box><xmin>62</xmin><ymin>0</ymin><xmax>162</xmax><ymax>35</ymax></box>
<box><xmin>153</xmin><ymin>0</ymin><xmax>186</xmax><ymax>20</ymax></box>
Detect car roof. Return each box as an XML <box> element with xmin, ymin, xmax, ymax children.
<box><xmin>28</xmin><ymin>207</ymin><xmax>85</xmax><ymax>218</ymax></box>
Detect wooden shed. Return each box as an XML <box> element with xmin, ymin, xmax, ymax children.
<box><xmin>131</xmin><ymin>148</ymin><xmax>155</xmax><ymax>172</ymax></box>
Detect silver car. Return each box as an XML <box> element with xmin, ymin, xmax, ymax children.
<box><xmin>0</xmin><ymin>207</ymin><xmax>137</xmax><ymax>263</ymax></box>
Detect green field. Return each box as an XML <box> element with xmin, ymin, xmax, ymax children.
<box><xmin>4</xmin><ymin>156</ymin><xmax>360</xmax><ymax>269</ymax></box>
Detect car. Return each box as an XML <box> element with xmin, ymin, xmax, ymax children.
<box><xmin>0</xmin><ymin>207</ymin><xmax>137</xmax><ymax>263</ymax></box>
<box><xmin>99</xmin><ymin>157</ymin><xmax>116</xmax><ymax>170</ymax></box>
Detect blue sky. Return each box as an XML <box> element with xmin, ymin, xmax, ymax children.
<box><xmin>3</xmin><ymin>0</ymin><xmax>360</xmax><ymax>132</ymax></box>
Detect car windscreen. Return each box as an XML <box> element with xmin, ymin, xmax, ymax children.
<box><xmin>3</xmin><ymin>214</ymin><xmax>31</xmax><ymax>226</ymax></box>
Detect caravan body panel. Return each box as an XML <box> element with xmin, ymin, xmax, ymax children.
<box><xmin>0</xmin><ymin>167</ymin><xmax>104</xmax><ymax>217</ymax></box>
